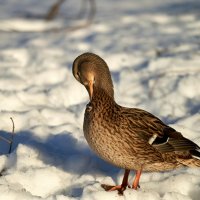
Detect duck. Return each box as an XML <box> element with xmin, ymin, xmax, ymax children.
<box><xmin>72</xmin><ymin>52</ymin><xmax>200</xmax><ymax>194</ymax></box>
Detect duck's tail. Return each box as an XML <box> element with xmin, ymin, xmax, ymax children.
<box><xmin>189</xmin><ymin>149</ymin><xmax>200</xmax><ymax>167</ymax></box>
<box><xmin>177</xmin><ymin>149</ymin><xmax>200</xmax><ymax>167</ymax></box>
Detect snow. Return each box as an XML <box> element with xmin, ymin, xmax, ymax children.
<box><xmin>0</xmin><ymin>0</ymin><xmax>200</xmax><ymax>199</ymax></box>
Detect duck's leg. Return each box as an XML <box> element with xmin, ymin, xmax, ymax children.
<box><xmin>101</xmin><ymin>169</ymin><xmax>130</xmax><ymax>195</ymax></box>
<box><xmin>132</xmin><ymin>169</ymin><xmax>142</xmax><ymax>190</ymax></box>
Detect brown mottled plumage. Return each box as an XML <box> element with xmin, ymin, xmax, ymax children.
<box><xmin>72</xmin><ymin>52</ymin><xmax>200</xmax><ymax>194</ymax></box>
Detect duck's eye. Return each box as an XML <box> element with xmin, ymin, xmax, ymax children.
<box><xmin>76</xmin><ymin>72</ymin><xmax>81</xmax><ymax>80</ymax></box>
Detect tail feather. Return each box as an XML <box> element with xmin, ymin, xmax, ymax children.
<box><xmin>190</xmin><ymin>149</ymin><xmax>200</xmax><ymax>160</ymax></box>
<box><xmin>176</xmin><ymin>149</ymin><xmax>200</xmax><ymax>167</ymax></box>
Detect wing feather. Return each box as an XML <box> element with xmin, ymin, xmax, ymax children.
<box><xmin>120</xmin><ymin>107</ymin><xmax>200</xmax><ymax>153</ymax></box>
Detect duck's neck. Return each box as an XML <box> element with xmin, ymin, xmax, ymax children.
<box><xmin>91</xmin><ymin>86</ymin><xmax>115</xmax><ymax>105</ymax></box>
<box><xmin>94</xmin><ymin>70</ymin><xmax>114</xmax><ymax>100</ymax></box>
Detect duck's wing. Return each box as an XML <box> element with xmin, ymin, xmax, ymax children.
<box><xmin>121</xmin><ymin>107</ymin><xmax>200</xmax><ymax>154</ymax></box>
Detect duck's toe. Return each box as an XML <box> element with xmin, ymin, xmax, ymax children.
<box><xmin>101</xmin><ymin>184</ymin><xmax>127</xmax><ymax>195</ymax></box>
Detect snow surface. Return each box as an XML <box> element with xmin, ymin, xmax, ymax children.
<box><xmin>0</xmin><ymin>0</ymin><xmax>200</xmax><ymax>199</ymax></box>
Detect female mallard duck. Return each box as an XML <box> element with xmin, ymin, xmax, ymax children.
<box><xmin>72</xmin><ymin>52</ymin><xmax>200</xmax><ymax>194</ymax></box>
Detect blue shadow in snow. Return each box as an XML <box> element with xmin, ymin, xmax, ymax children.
<box><xmin>0</xmin><ymin>129</ymin><xmax>120</xmax><ymax>178</ymax></box>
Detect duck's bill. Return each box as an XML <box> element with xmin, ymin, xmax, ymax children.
<box><xmin>85</xmin><ymin>81</ymin><xmax>93</xmax><ymax>101</ymax></box>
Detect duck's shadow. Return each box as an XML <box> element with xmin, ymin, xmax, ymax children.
<box><xmin>0</xmin><ymin>129</ymin><xmax>120</xmax><ymax>177</ymax></box>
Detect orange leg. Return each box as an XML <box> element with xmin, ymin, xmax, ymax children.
<box><xmin>132</xmin><ymin>169</ymin><xmax>142</xmax><ymax>190</ymax></box>
<box><xmin>101</xmin><ymin>169</ymin><xmax>130</xmax><ymax>195</ymax></box>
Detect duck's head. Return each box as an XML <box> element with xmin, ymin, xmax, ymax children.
<box><xmin>72</xmin><ymin>52</ymin><xmax>114</xmax><ymax>100</ymax></box>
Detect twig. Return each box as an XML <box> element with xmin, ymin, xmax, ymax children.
<box><xmin>45</xmin><ymin>0</ymin><xmax>65</xmax><ymax>21</ymax></box>
<box><xmin>8</xmin><ymin>117</ymin><xmax>15</xmax><ymax>154</ymax></box>
<box><xmin>0</xmin><ymin>0</ymin><xmax>96</xmax><ymax>33</ymax></box>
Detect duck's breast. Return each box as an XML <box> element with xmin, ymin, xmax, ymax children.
<box><xmin>83</xmin><ymin>104</ymin><xmax>142</xmax><ymax>169</ymax></box>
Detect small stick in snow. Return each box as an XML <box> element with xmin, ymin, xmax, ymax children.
<box><xmin>8</xmin><ymin>117</ymin><xmax>15</xmax><ymax>154</ymax></box>
<box><xmin>0</xmin><ymin>0</ymin><xmax>96</xmax><ymax>33</ymax></box>
<box><xmin>45</xmin><ymin>0</ymin><xmax>65</xmax><ymax>21</ymax></box>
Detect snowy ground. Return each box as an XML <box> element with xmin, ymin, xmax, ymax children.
<box><xmin>0</xmin><ymin>0</ymin><xmax>200</xmax><ymax>199</ymax></box>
